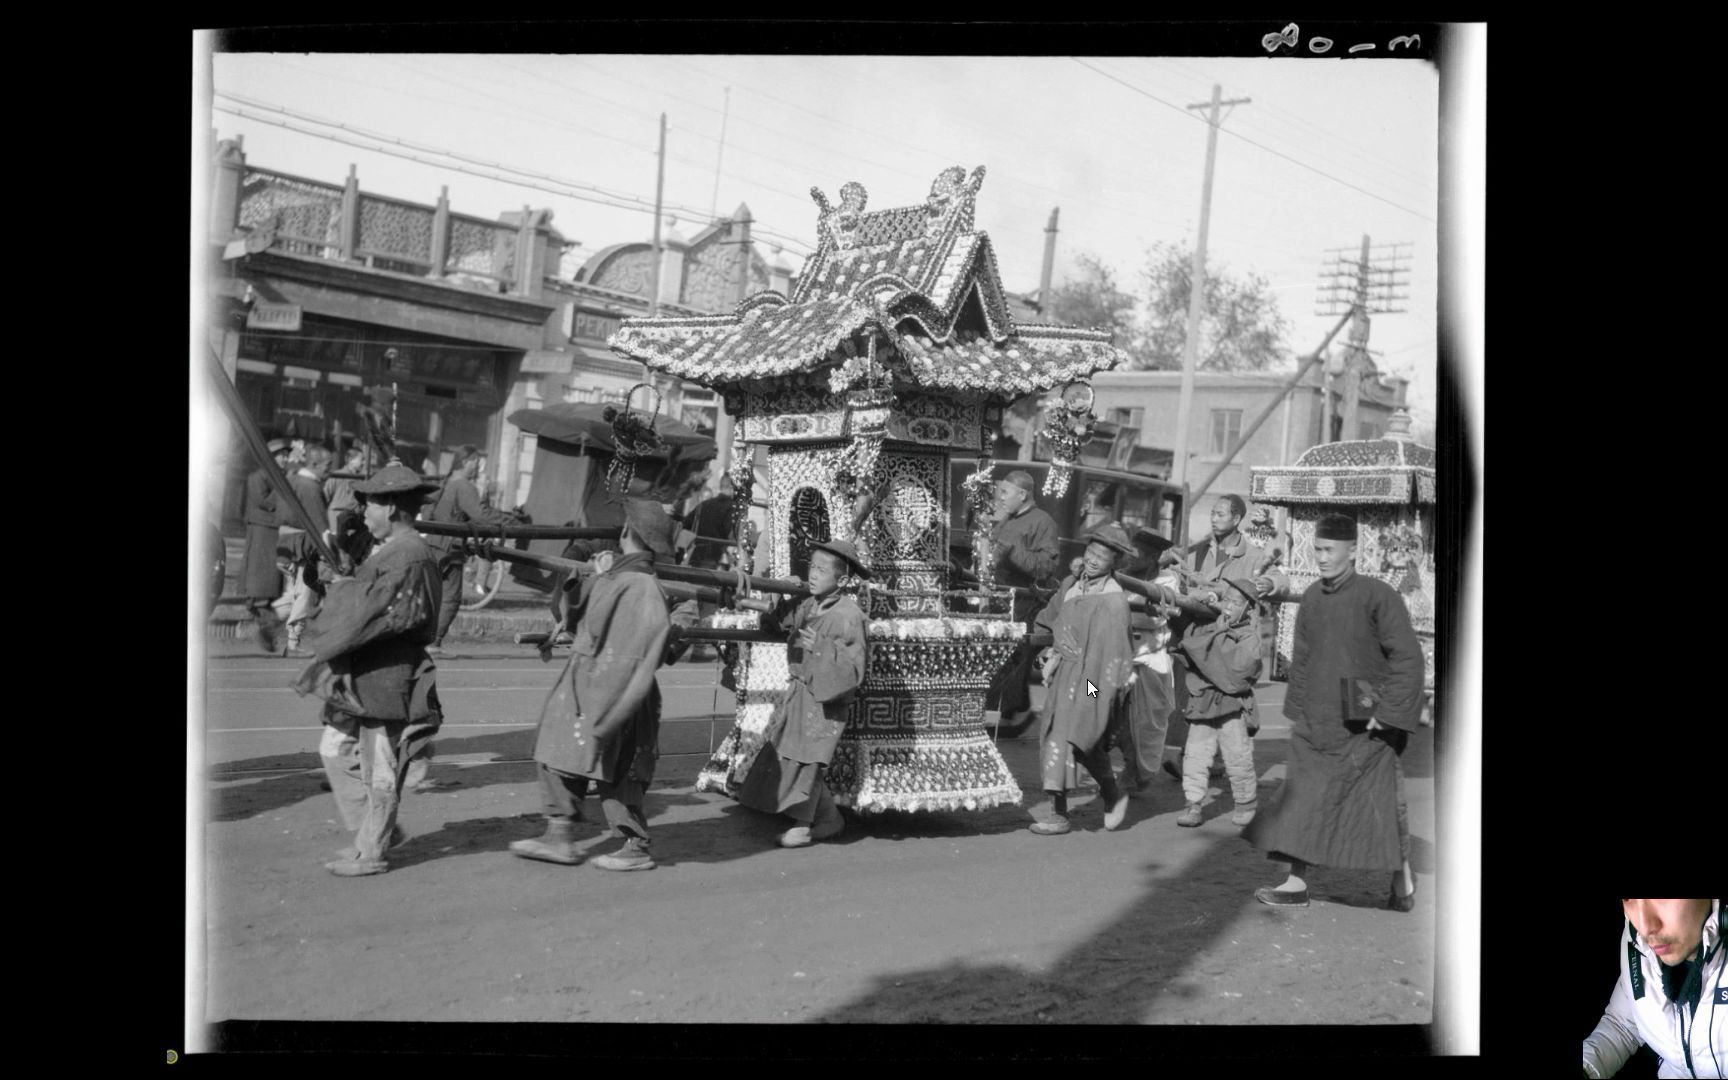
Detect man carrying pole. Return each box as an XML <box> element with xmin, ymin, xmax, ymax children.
<box><xmin>511</xmin><ymin>498</ymin><xmax>674</xmax><ymax>872</ymax></box>
<box><xmin>292</xmin><ymin>460</ymin><xmax>445</xmax><ymax>878</ymax></box>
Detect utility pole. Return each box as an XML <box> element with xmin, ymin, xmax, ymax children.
<box><xmin>1171</xmin><ymin>84</ymin><xmax>1250</xmax><ymax>541</ymax></box>
<box><xmin>645</xmin><ymin>112</ymin><xmax>667</xmax><ymax>388</ymax></box>
<box><xmin>1038</xmin><ymin>207</ymin><xmax>1060</xmax><ymax>314</ymax></box>
<box><xmin>1316</xmin><ymin>236</ymin><xmax>1409</xmax><ymax>442</ymax></box>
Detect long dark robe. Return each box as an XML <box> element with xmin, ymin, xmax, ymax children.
<box><xmin>1032</xmin><ymin>578</ymin><xmax>1135</xmax><ymax>792</ymax></box>
<box><xmin>532</xmin><ymin>555</ymin><xmax>670</xmax><ymax>784</ymax></box>
<box><xmin>1243</xmin><ymin>567</ymin><xmax>1424</xmax><ymax>871</ymax></box>
<box><xmin>735</xmin><ymin>593</ymin><xmax>867</xmax><ymax>815</ymax></box>
<box><xmin>242</xmin><ymin>469</ymin><xmax>282</xmax><ymax>601</ymax></box>
<box><xmin>292</xmin><ymin>530</ymin><xmax>443</xmax><ymax>725</ymax></box>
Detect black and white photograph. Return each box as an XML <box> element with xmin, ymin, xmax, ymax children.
<box><xmin>187</xmin><ymin>21</ymin><xmax>1485</xmax><ymax>1063</ymax></box>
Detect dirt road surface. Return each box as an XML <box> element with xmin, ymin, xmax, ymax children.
<box><xmin>198</xmin><ymin>648</ymin><xmax>1435</xmax><ymax>1027</ymax></box>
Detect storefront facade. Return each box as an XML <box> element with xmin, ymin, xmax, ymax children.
<box><xmin>206</xmin><ymin>141</ymin><xmax>566</xmax><ymax>531</ymax></box>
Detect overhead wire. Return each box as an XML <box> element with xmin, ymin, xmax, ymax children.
<box><xmin>1069</xmin><ymin>58</ymin><xmax>1436</xmax><ymax>224</ymax></box>
<box><xmin>213</xmin><ymin>96</ymin><xmax>816</xmax><ymax>257</ymax></box>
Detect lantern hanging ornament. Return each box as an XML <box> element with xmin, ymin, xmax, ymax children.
<box><xmin>1041</xmin><ymin>381</ymin><xmax>1097</xmax><ymax>498</ymax></box>
<box><xmin>961</xmin><ymin>427</ymin><xmax>999</xmax><ymax>589</ymax></box>
<box><xmin>603</xmin><ymin>382</ymin><xmax>666</xmax><ymax>498</ymax></box>
<box><xmin>834</xmin><ymin>336</ymin><xmax>895</xmax><ymax>501</ymax></box>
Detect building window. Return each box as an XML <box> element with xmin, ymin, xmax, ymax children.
<box><xmin>1209</xmin><ymin>409</ymin><xmax>1242</xmax><ymax>455</ymax></box>
<box><xmin>1358</xmin><ymin>420</ymin><xmax>1382</xmax><ymax>440</ymax></box>
<box><xmin>1106</xmin><ymin>406</ymin><xmax>1144</xmax><ymax>431</ymax></box>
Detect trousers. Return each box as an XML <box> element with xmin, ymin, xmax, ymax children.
<box><xmin>538</xmin><ymin>763</ymin><xmax>651</xmax><ymax>844</ymax></box>
<box><xmin>319</xmin><ymin>714</ymin><xmax>438</xmax><ymax>861</ymax></box>
<box><xmin>1181</xmin><ymin>708</ymin><xmax>1258</xmax><ymax>806</ymax></box>
<box><xmin>435</xmin><ymin>557</ymin><xmax>464</xmax><ymax>644</ymax></box>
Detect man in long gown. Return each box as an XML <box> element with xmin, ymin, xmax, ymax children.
<box><xmin>1244</xmin><ymin>513</ymin><xmax>1425</xmax><ymax>911</ymax></box>
<box><xmin>982</xmin><ymin>471</ymin><xmax>1060</xmax><ymax>728</ymax></box>
<box><xmin>242</xmin><ymin>436</ymin><xmax>292</xmax><ymax>654</ymax></box>
<box><xmin>1025</xmin><ymin>522</ymin><xmax>1137</xmax><ymax>836</ymax></box>
<box><xmin>734</xmin><ymin>539</ymin><xmax>870</xmax><ymax>849</ymax></box>
<box><xmin>512</xmin><ymin>498</ymin><xmax>674</xmax><ymax>871</ymax></box>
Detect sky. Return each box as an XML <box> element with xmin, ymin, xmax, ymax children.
<box><xmin>203</xmin><ymin>49</ymin><xmax>1451</xmax><ymax>424</ymax></box>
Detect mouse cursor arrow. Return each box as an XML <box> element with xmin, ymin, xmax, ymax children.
<box><xmin>1086</xmin><ymin>680</ymin><xmax>1098</xmax><ymax>698</ymax></box>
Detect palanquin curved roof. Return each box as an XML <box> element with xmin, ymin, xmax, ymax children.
<box><xmin>1250</xmin><ymin>413</ymin><xmax>1437</xmax><ymax>506</ymax></box>
<box><xmin>607</xmin><ymin>166</ymin><xmax>1125</xmax><ymax>398</ymax></box>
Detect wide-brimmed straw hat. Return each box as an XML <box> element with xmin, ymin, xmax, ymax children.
<box><xmin>807</xmin><ymin>538</ymin><xmax>872</xmax><ymax>579</ymax></box>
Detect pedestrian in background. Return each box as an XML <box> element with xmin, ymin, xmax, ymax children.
<box><xmin>293</xmin><ymin>460</ymin><xmax>444</xmax><ymax>878</ymax></box>
<box><xmin>982</xmin><ymin>470</ymin><xmax>1060</xmax><ymax>730</ymax></box>
<box><xmin>512</xmin><ymin>498</ymin><xmax>674</xmax><ymax>871</ymax></box>
<box><xmin>733</xmin><ymin>540</ymin><xmax>870</xmax><ymax>848</ymax></box>
<box><xmin>424</xmin><ymin>445</ymin><xmax>516</xmax><ymax>657</ymax></box>
<box><xmin>275</xmin><ymin>443</ymin><xmax>334</xmax><ymax>657</ymax></box>
<box><xmin>242</xmin><ymin>436</ymin><xmax>291</xmax><ymax>653</ymax></box>
<box><xmin>1025</xmin><ymin>522</ymin><xmax>1136</xmax><ymax>836</ymax></box>
<box><xmin>682</xmin><ymin>473</ymin><xmax>735</xmax><ymax>570</ymax></box>
<box><xmin>1244</xmin><ymin>513</ymin><xmax>1425</xmax><ymax>911</ymax></box>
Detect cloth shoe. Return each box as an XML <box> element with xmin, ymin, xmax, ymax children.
<box><xmin>1254</xmin><ymin>886</ymin><xmax>1310</xmax><ymax>907</ymax></box>
<box><xmin>1177</xmin><ymin>803</ymin><xmax>1204</xmax><ymax>827</ymax></box>
<box><xmin>338</xmin><ymin>824</ymin><xmax>408</xmax><ymax>861</ymax></box>
<box><xmin>1231</xmin><ymin>798</ymin><xmax>1258</xmax><ymax>827</ymax></box>
<box><xmin>778</xmin><ymin>826</ymin><xmax>815</xmax><ymax>848</ymax></box>
<box><xmin>1388</xmin><ymin>872</ymin><xmax>1416</xmax><ymax>913</ymax></box>
<box><xmin>509</xmin><ymin>818</ymin><xmax>581</xmax><ymax>865</ymax></box>
<box><xmin>1022</xmin><ymin>801</ymin><xmax>1064</xmax><ymax>832</ymax></box>
<box><xmin>593</xmin><ymin>836</ymin><xmax>655</xmax><ymax>871</ymax></box>
<box><xmin>1102</xmin><ymin>792</ymin><xmax>1131</xmax><ymax>831</ymax></box>
<box><xmin>325</xmin><ymin>855</ymin><xmax>389</xmax><ymax>877</ymax></box>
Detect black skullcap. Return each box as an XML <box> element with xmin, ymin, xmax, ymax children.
<box><xmin>1314</xmin><ymin>514</ymin><xmax>1358</xmax><ymax>541</ymax></box>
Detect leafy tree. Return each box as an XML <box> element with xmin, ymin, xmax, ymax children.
<box><xmin>1044</xmin><ymin>253</ymin><xmax>1143</xmax><ymax>357</ymax></box>
<box><xmin>1136</xmin><ymin>240</ymin><xmax>1291</xmax><ymax>372</ymax></box>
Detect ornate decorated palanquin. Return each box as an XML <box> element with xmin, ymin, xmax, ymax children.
<box><xmin>608</xmin><ymin>167</ymin><xmax>1126</xmax><ymax>812</ymax></box>
<box><xmin>1249</xmin><ymin>414</ymin><xmax>1438</xmax><ymax>696</ymax></box>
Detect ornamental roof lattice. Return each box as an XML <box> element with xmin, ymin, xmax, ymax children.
<box><xmin>607</xmin><ymin>166</ymin><xmax>1126</xmax><ymax>397</ymax></box>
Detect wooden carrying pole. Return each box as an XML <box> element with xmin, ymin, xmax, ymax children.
<box><xmin>472</xmin><ymin>541</ymin><xmax>807</xmax><ymax>598</ymax></box>
<box><xmin>413</xmin><ymin>521</ymin><xmax>622</xmax><ymax>541</ymax></box>
<box><xmin>205</xmin><ymin>347</ymin><xmax>340</xmax><ymax>567</ymax></box>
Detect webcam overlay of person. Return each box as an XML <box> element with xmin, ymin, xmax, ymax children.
<box><xmin>1581</xmin><ymin>899</ymin><xmax>1726</xmax><ymax>1079</ymax></box>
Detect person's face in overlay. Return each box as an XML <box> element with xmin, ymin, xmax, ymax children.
<box><xmin>1312</xmin><ymin>537</ymin><xmax>1356</xmax><ymax>581</ymax></box>
<box><xmin>805</xmin><ymin>549</ymin><xmax>845</xmax><ymax>598</ymax></box>
<box><xmin>993</xmin><ymin>480</ymin><xmax>1027</xmax><ymax>519</ymax></box>
<box><xmin>1623</xmin><ymin>899</ymin><xmax>1713</xmax><ymax>965</ymax></box>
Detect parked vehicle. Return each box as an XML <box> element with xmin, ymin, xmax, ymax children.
<box><xmin>947</xmin><ymin>459</ymin><xmax>1186</xmax><ymax>574</ymax></box>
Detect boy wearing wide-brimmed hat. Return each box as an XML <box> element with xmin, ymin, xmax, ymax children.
<box><xmin>732</xmin><ymin>537</ymin><xmax>870</xmax><ymax>848</ymax></box>
<box><xmin>1025</xmin><ymin>521</ymin><xmax>1138</xmax><ymax>836</ymax></box>
<box><xmin>1173</xmin><ymin>573</ymin><xmax>1265</xmax><ymax>829</ymax></box>
<box><xmin>292</xmin><ymin>460</ymin><xmax>445</xmax><ymax>877</ymax></box>
<box><xmin>512</xmin><ymin>497</ymin><xmax>674</xmax><ymax>871</ymax></box>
